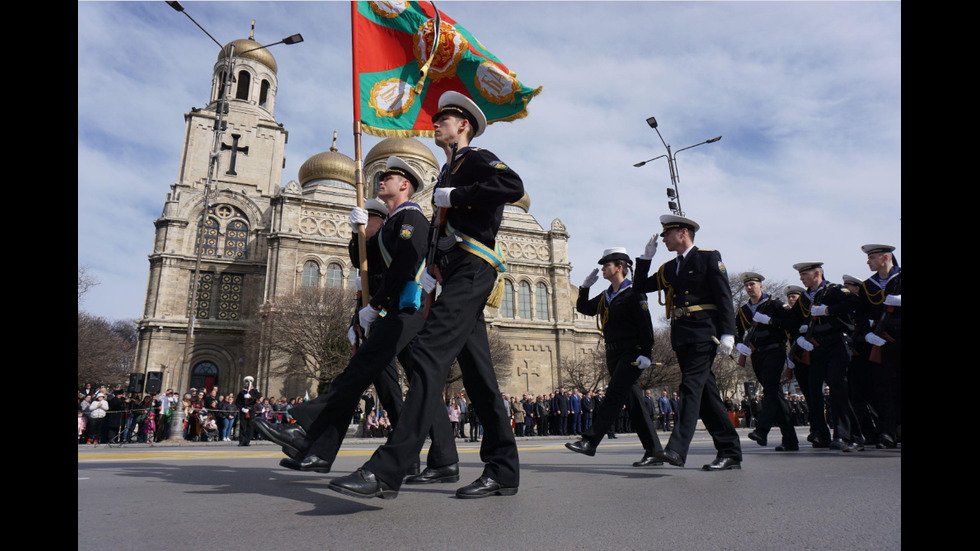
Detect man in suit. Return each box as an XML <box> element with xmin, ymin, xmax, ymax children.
<box><xmin>657</xmin><ymin>391</ymin><xmax>673</xmax><ymax>431</ymax></box>
<box><xmin>329</xmin><ymin>91</ymin><xmax>524</xmax><ymax>500</ymax></box>
<box><xmin>633</xmin><ymin>214</ymin><xmax>742</xmax><ymax>471</ymax></box>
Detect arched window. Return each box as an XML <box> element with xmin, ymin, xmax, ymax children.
<box><xmin>224</xmin><ymin>219</ymin><xmax>248</xmax><ymax>259</ymax></box>
<box><xmin>535</xmin><ymin>282</ymin><xmax>550</xmax><ymax>320</ymax></box>
<box><xmin>501</xmin><ymin>280</ymin><xmax>515</xmax><ymax>318</ymax></box>
<box><xmin>518</xmin><ymin>281</ymin><xmax>532</xmax><ymax>319</ymax></box>
<box><xmin>326</xmin><ymin>263</ymin><xmax>344</xmax><ymax>288</ymax></box>
<box><xmin>216</xmin><ymin>273</ymin><xmax>244</xmax><ymax>320</ymax></box>
<box><xmin>235</xmin><ymin>70</ymin><xmax>251</xmax><ymax>100</ymax></box>
<box><xmin>198</xmin><ymin>217</ymin><xmax>220</xmax><ymax>256</ymax></box>
<box><xmin>190</xmin><ymin>361</ymin><xmax>220</xmax><ymax>393</ymax></box>
<box><xmin>302</xmin><ymin>261</ymin><xmax>320</xmax><ymax>288</ymax></box>
<box><xmin>259</xmin><ymin>80</ymin><xmax>271</xmax><ymax>107</ymax></box>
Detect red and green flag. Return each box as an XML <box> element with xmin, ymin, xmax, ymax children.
<box><xmin>351</xmin><ymin>1</ymin><xmax>542</xmax><ymax>137</ymax></box>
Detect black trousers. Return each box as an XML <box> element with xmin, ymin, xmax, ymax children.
<box><xmin>666</xmin><ymin>341</ymin><xmax>741</xmax><ymax>461</ymax></box>
<box><xmin>807</xmin><ymin>335</ymin><xmax>861</xmax><ymax>444</ymax></box>
<box><xmin>582</xmin><ymin>347</ymin><xmax>663</xmax><ymax>456</ymax></box>
<box><xmin>290</xmin><ymin>308</ymin><xmax>457</xmax><ymax>468</ymax></box>
<box><xmin>870</xmin><ymin>329</ymin><xmax>901</xmax><ymax>438</ymax></box>
<box><xmin>238</xmin><ymin>413</ymin><xmax>253</xmax><ymax>445</ymax></box>
<box><xmin>750</xmin><ymin>346</ymin><xmax>798</xmax><ymax>447</ymax></box>
<box><xmin>364</xmin><ymin>253</ymin><xmax>519</xmax><ymax>490</ymax></box>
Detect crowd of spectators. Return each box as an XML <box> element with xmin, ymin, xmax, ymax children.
<box><xmin>80</xmin><ymin>383</ymin><xmax>814</xmax><ymax>445</ymax></box>
<box><xmin>78</xmin><ymin>383</ymin><xmax>309</xmax><ymax>445</ymax></box>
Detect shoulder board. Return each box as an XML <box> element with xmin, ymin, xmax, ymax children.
<box><xmin>699</xmin><ymin>248</ymin><xmax>716</xmax><ymax>252</ymax></box>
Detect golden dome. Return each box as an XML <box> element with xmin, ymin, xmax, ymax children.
<box><xmin>365</xmin><ymin>137</ymin><xmax>438</xmax><ymax>167</ymax></box>
<box><xmin>218</xmin><ymin>38</ymin><xmax>278</xmax><ymax>74</ymax></box>
<box><xmin>298</xmin><ymin>148</ymin><xmax>356</xmax><ymax>187</ymax></box>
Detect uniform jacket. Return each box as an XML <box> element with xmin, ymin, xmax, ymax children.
<box><xmin>577</xmin><ymin>280</ymin><xmax>654</xmax><ymax>357</ymax></box>
<box><xmin>634</xmin><ymin>247</ymin><xmax>736</xmax><ymax>348</ymax></box>
<box><xmin>735</xmin><ymin>295</ymin><xmax>790</xmax><ymax>349</ymax></box>
<box><xmin>437</xmin><ymin>147</ymin><xmax>525</xmax><ymax>251</ymax></box>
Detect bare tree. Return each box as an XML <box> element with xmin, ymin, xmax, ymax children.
<box><xmin>556</xmin><ymin>340</ymin><xmax>608</xmax><ymax>394</ymax></box>
<box><xmin>78</xmin><ymin>265</ymin><xmax>98</xmax><ymax>307</ymax></box>
<box><xmin>251</xmin><ymin>286</ymin><xmax>357</xmax><ymax>389</ymax></box>
<box><xmin>77</xmin><ymin>312</ymin><xmax>136</xmax><ymax>389</ymax></box>
<box><xmin>638</xmin><ymin>325</ymin><xmax>683</xmax><ymax>392</ymax></box>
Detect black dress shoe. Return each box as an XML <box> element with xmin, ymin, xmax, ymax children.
<box><xmin>455</xmin><ymin>476</ymin><xmax>518</xmax><ymax>499</ymax></box>
<box><xmin>328</xmin><ymin>468</ymin><xmax>397</xmax><ymax>500</ymax></box>
<box><xmin>702</xmin><ymin>456</ymin><xmax>741</xmax><ymax>471</ymax></box>
<box><xmin>842</xmin><ymin>441</ymin><xmax>865</xmax><ymax>453</ymax></box>
<box><xmin>632</xmin><ymin>452</ymin><xmax>664</xmax><ymax>467</ymax></box>
<box><xmin>774</xmin><ymin>444</ymin><xmax>799</xmax><ymax>452</ymax></box>
<box><xmin>279</xmin><ymin>454</ymin><xmax>332</xmax><ymax>473</ymax></box>
<box><xmin>404</xmin><ymin>463</ymin><xmax>460</xmax><ymax>484</ymax></box>
<box><xmin>748</xmin><ymin>431</ymin><xmax>768</xmax><ymax>447</ymax></box>
<box><xmin>252</xmin><ymin>419</ymin><xmax>311</xmax><ymax>461</ymax></box>
<box><xmin>876</xmin><ymin>433</ymin><xmax>896</xmax><ymax>449</ymax></box>
<box><xmin>811</xmin><ymin>439</ymin><xmax>831</xmax><ymax>449</ymax></box>
<box><xmin>829</xmin><ymin>440</ymin><xmax>847</xmax><ymax>451</ymax></box>
<box><xmin>656</xmin><ymin>448</ymin><xmax>685</xmax><ymax>467</ymax></box>
<box><xmin>564</xmin><ymin>439</ymin><xmax>597</xmax><ymax>457</ymax></box>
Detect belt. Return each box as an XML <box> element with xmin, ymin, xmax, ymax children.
<box><xmin>671</xmin><ymin>304</ymin><xmax>717</xmax><ymax>320</ymax></box>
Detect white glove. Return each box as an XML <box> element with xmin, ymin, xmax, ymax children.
<box><xmin>421</xmin><ymin>270</ymin><xmax>438</xmax><ymax>293</ymax></box>
<box><xmin>799</xmin><ymin>325</ymin><xmax>808</xmax><ymax>334</ymax></box>
<box><xmin>865</xmin><ymin>332</ymin><xmax>886</xmax><ymax>347</ymax></box>
<box><xmin>796</xmin><ymin>336</ymin><xmax>814</xmax><ymax>351</ymax></box>
<box><xmin>349</xmin><ymin>206</ymin><xmax>368</xmax><ymax>230</ymax></box>
<box><xmin>810</xmin><ymin>304</ymin><xmax>828</xmax><ymax>317</ymax></box>
<box><xmin>752</xmin><ymin>312</ymin><xmax>771</xmax><ymax>325</ymax></box>
<box><xmin>635</xmin><ymin>355</ymin><xmax>652</xmax><ymax>370</ymax></box>
<box><xmin>786</xmin><ymin>358</ymin><xmax>795</xmax><ymax>370</ymax></box>
<box><xmin>717</xmin><ymin>334</ymin><xmax>735</xmax><ymax>356</ymax></box>
<box><xmin>884</xmin><ymin>294</ymin><xmax>901</xmax><ymax>307</ymax></box>
<box><xmin>736</xmin><ymin>343</ymin><xmax>752</xmax><ymax>356</ymax></box>
<box><xmin>639</xmin><ymin>236</ymin><xmax>658</xmax><ymax>260</ymax></box>
<box><xmin>359</xmin><ymin>305</ymin><xmax>381</xmax><ymax>336</ymax></box>
<box><xmin>581</xmin><ymin>268</ymin><xmax>599</xmax><ymax>288</ymax></box>
<box><xmin>347</xmin><ymin>326</ymin><xmax>357</xmax><ymax>345</ymax></box>
<box><xmin>241</xmin><ymin>408</ymin><xmax>249</xmax><ymax>413</ymax></box>
<box><xmin>433</xmin><ymin>187</ymin><xmax>455</xmax><ymax>208</ymax></box>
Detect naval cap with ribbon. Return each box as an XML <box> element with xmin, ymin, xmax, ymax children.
<box><xmin>364</xmin><ymin>198</ymin><xmax>389</xmax><ymax>218</ymax></box>
<box><xmin>792</xmin><ymin>262</ymin><xmax>823</xmax><ymax>273</ymax></box>
<box><xmin>659</xmin><ymin>214</ymin><xmax>700</xmax><ymax>236</ymax></box>
<box><xmin>785</xmin><ymin>285</ymin><xmax>805</xmax><ymax>296</ymax></box>
<box><xmin>598</xmin><ymin>247</ymin><xmax>632</xmax><ymax>266</ymax></box>
<box><xmin>433</xmin><ymin>91</ymin><xmax>487</xmax><ymax>138</ymax></box>
<box><xmin>381</xmin><ymin>156</ymin><xmax>425</xmax><ymax>193</ymax></box>
<box><xmin>741</xmin><ymin>271</ymin><xmax>765</xmax><ymax>284</ymax></box>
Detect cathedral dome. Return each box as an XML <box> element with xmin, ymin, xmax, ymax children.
<box><xmin>298</xmin><ymin>148</ymin><xmax>356</xmax><ymax>187</ymax></box>
<box><xmin>365</xmin><ymin>137</ymin><xmax>438</xmax><ymax>167</ymax></box>
<box><xmin>218</xmin><ymin>38</ymin><xmax>278</xmax><ymax>74</ymax></box>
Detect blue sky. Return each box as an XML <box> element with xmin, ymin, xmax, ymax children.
<box><xmin>78</xmin><ymin>1</ymin><xmax>901</xmax><ymax>322</ymax></box>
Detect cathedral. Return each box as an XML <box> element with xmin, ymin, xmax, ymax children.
<box><xmin>132</xmin><ymin>32</ymin><xmax>602</xmax><ymax>402</ymax></box>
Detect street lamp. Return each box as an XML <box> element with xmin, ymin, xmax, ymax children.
<box><xmin>635</xmin><ymin>115</ymin><xmax>721</xmax><ymax>216</ymax></box>
<box><xmin>168</xmin><ymin>0</ymin><xmax>302</xmax><ymax>438</ymax></box>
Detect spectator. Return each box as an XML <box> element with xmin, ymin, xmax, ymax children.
<box><xmin>377</xmin><ymin>410</ymin><xmax>392</xmax><ymax>438</ymax></box>
<box><xmin>447</xmin><ymin>397</ymin><xmax>462</xmax><ymax>439</ymax></box>
<box><xmin>78</xmin><ymin>411</ymin><xmax>87</xmax><ymax>444</ymax></box>
<box><xmin>88</xmin><ymin>393</ymin><xmax>109</xmax><ymax>444</ymax></box>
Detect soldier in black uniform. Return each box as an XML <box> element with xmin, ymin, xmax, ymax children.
<box><xmin>252</xmin><ymin>157</ymin><xmax>458</xmax><ymax>475</ymax></box>
<box><xmin>564</xmin><ymin>247</ymin><xmax>665</xmax><ymax>467</ymax></box>
<box><xmin>856</xmin><ymin>244</ymin><xmax>901</xmax><ymax>448</ymax></box>
<box><xmin>842</xmin><ymin>273</ymin><xmax>879</xmax><ymax>446</ymax></box>
<box><xmin>777</xmin><ymin>262</ymin><xmax>863</xmax><ymax>451</ymax></box>
<box><xmin>735</xmin><ymin>272</ymin><xmax>799</xmax><ymax>452</ymax></box>
<box><xmin>634</xmin><ymin>214</ymin><xmax>742</xmax><ymax>471</ymax></box>
<box><xmin>329</xmin><ymin>91</ymin><xmax>524</xmax><ymax>500</ymax></box>
<box><xmin>234</xmin><ymin>376</ymin><xmax>261</xmax><ymax>446</ymax></box>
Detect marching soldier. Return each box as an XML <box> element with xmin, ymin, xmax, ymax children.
<box><xmin>633</xmin><ymin>214</ymin><xmax>742</xmax><ymax>471</ymax></box>
<box><xmin>777</xmin><ymin>262</ymin><xmax>863</xmax><ymax>451</ymax></box>
<box><xmin>735</xmin><ymin>272</ymin><xmax>799</xmax><ymax>452</ymax></box>
<box><xmin>857</xmin><ymin>244</ymin><xmax>901</xmax><ymax>448</ymax></box>
<box><xmin>329</xmin><ymin>91</ymin><xmax>525</xmax><ymax>499</ymax></box>
<box><xmin>842</xmin><ymin>273</ymin><xmax>879</xmax><ymax>446</ymax></box>
<box><xmin>252</xmin><ymin>157</ymin><xmax>458</xmax><ymax>476</ymax></box>
<box><xmin>235</xmin><ymin>376</ymin><xmax>261</xmax><ymax>446</ymax></box>
<box><xmin>564</xmin><ymin>247</ymin><xmax>665</xmax><ymax>467</ymax></box>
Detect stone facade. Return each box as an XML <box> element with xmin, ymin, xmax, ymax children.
<box><xmin>133</xmin><ymin>34</ymin><xmax>601</xmax><ymax>402</ymax></box>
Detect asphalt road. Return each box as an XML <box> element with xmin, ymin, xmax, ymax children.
<box><xmin>78</xmin><ymin>428</ymin><xmax>900</xmax><ymax>550</ymax></box>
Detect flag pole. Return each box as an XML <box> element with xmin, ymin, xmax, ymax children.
<box><xmin>351</xmin><ymin>1</ymin><xmax>370</xmax><ymax>307</ymax></box>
